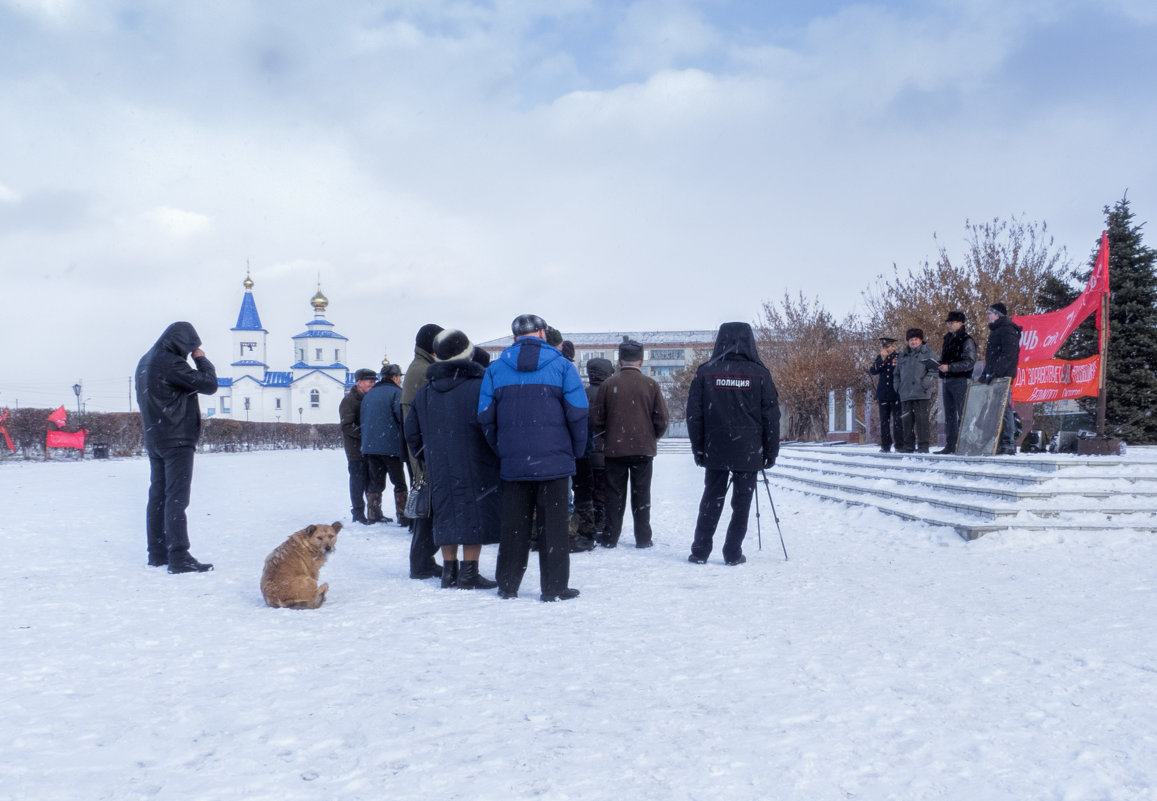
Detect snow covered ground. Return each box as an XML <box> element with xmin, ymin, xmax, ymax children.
<box><xmin>3</xmin><ymin>448</ymin><xmax>1155</xmax><ymax>801</ymax></box>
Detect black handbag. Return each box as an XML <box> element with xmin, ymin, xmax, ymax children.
<box><xmin>405</xmin><ymin>476</ymin><xmax>431</xmax><ymax>519</ymax></box>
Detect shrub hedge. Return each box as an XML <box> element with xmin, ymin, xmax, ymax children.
<box><xmin>0</xmin><ymin>408</ymin><xmax>341</xmax><ymax>459</ymax></box>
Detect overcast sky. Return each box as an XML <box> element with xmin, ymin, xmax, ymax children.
<box><xmin>2</xmin><ymin>0</ymin><xmax>1155</xmax><ymax>413</ymax></box>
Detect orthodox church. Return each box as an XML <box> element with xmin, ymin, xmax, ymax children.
<box><xmin>200</xmin><ymin>274</ymin><xmax>355</xmax><ymax>424</ymax></box>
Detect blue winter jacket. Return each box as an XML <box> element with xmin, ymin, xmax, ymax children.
<box><xmin>360</xmin><ymin>380</ymin><xmax>404</xmax><ymax>457</ymax></box>
<box><xmin>477</xmin><ymin>336</ymin><xmax>588</xmax><ymax>482</ymax></box>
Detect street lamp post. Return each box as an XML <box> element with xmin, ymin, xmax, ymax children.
<box><xmin>72</xmin><ymin>383</ymin><xmax>82</xmax><ymax>415</ymax></box>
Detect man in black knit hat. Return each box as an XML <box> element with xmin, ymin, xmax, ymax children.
<box><xmin>981</xmin><ymin>302</ymin><xmax>1022</xmax><ymax>455</ymax></box>
<box><xmin>402</xmin><ymin>323</ymin><xmax>444</xmax><ymax>579</ymax></box>
<box><xmin>937</xmin><ymin>311</ymin><xmax>977</xmax><ymax>455</ymax></box>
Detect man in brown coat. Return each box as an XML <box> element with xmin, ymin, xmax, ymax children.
<box><xmin>590</xmin><ymin>338</ymin><xmax>670</xmax><ymax>548</ymax></box>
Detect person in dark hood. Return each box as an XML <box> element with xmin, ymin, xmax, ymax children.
<box><xmin>981</xmin><ymin>302</ymin><xmax>1022</xmax><ymax>455</ymax></box>
<box><xmin>868</xmin><ymin>337</ymin><xmax>901</xmax><ymax>452</ymax></box>
<box><xmin>401</xmin><ymin>323</ymin><xmax>444</xmax><ymax>580</ymax></box>
<box><xmin>135</xmin><ymin>321</ymin><xmax>218</xmax><ymax>573</ymax></box>
<box><xmin>937</xmin><ymin>311</ymin><xmax>977</xmax><ymax>454</ymax></box>
<box><xmin>572</xmin><ymin>356</ymin><xmax>614</xmax><ymax>549</ymax></box>
<box><xmin>404</xmin><ymin>329</ymin><xmax>500</xmax><ymax>590</ymax></box>
<box><xmin>685</xmin><ymin>322</ymin><xmax>779</xmax><ymax>566</ymax></box>
<box><xmin>478</xmin><ymin>314</ymin><xmax>587</xmax><ymax>601</ymax></box>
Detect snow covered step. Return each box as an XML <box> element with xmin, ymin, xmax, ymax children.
<box><xmin>779</xmin><ymin>448</ymin><xmax>1157</xmax><ymax>484</ymax></box>
<box><xmin>766</xmin><ymin>475</ymin><xmax>1157</xmax><ymax>540</ymax></box>
<box><xmin>772</xmin><ymin>459</ymin><xmax>1111</xmax><ymax>503</ymax></box>
<box><xmin>773</xmin><ymin>455</ymin><xmax>1157</xmax><ymax>507</ymax></box>
<box><xmin>767</xmin><ymin>444</ymin><xmax>1157</xmax><ymax>540</ymax></box>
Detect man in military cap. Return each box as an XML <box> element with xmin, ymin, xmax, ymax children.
<box><xmin>868</xmin><ymin>337</ymin><xmax>901</xmax><ymax>452</ymax></box>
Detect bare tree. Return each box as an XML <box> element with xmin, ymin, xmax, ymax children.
<box><xmin>863</xmin><ymin>216</ymin><xmax>1069</xmax><ymax>354</ymax></box>
<box><xmin>756</xmin><ymin>293</ymin><xmax>872</xmax><ymax>441</ymax></box>
<box><xmin>664</xmin><ymin>346</ymin><xmax>713</xmax><ymax>421</ymax></box>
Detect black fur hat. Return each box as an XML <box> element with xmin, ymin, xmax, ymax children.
<box><xmin>472</xmin><ymin>346</ymin><xmax>492</xmax><ymax>367</ymax></box>
<box><xmin>905</xmin><ymin>328</ymin><xmax>925</xmax><ymax>342</ymax></box>
<box><xmin>619</xmin><ymin>338</ymin><xmax>644</xmax><ymax>362</ymax></box>
<box><xmin>415</xmin><ymin>323</ymin><xmax>444</xmax><ymax>354</ymax></box>
<box><xmin>987</xmin><ymin>302</ymin><xmax>1008</xmax><ymax>317</ymax></box>
<box><xmin>380</xmin><ymin>363</ymin><xmax>402</xmax><ymax>379</ymax></box>
<box><xmin>946</xmin><ymin>310</ymin><xmax>966</xmax><ymax>324</ymax></box>
<box><xmin>511</xmin><ymin>314</ymin><xmax>547</xmax><ymax>336</ymax></box>
<box><xmin>434</xmin><ymin>329</ymin><xmax>473</xmax><ymax>362</ymax></box>
<box><xmin>354</xmin><ymin>368</ymin><xmax>378</xmax><ymax>382</ymax></box>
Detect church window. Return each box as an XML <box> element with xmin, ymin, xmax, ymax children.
<box><xmin>334</xmin><ymin>349</ymin><xmax>340</xmax><ymax>362</ymax></box>
<box><xmin>315</xmin><ymin>348</ymin><xmax>322</xmax><ymax>360</ymax></box>
<box><xmin>298</xmin><ymin>349</ymin><xmax>304</xmax><ymax>362</ymax></box>
<box><xmin>310</xmin><ymin>389</ymin><xmax>320</xmax><ymax>408</ymax></box>
<box><xmin>275</xmin><ymin>398</ymin><xmax>282</xmax><ymax>410</ymax></box>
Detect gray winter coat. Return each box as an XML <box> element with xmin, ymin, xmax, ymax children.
<box><xmin>895</xmin><ymin>342</ymin><xmax>938</xmax><ymax>401</ymax></box>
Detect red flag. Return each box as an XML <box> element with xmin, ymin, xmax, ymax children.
<box><xmin>1012</xmin><ymin>356</ymin><xmax>1100</xmax><ymax>404</ymax></box>
<box><xmin>46</xmin><ymin>429</ymin><xmax>86</xmax><ymax>450</ymax></box>
<box><xmin>47</xmin><ymin>405</ymin><xmax>68</xmax><ymax>429</ymax></box>
<box><xmin>1013</xmin><ymin>230</ymin><xmax>1110</xmax><ymax>362</ymax></box>
<box><xmin>0</xmin><ymin>407</ymin><xmax>13</xmax><ymax>452</ymax></box>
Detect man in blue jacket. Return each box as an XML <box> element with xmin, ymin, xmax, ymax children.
<box><xmin>135</xmin><ymin>321</ymin><xmax>218</xmax><ymax>573</ymax></box>
<box><xmin>478</xmin><ymin>314</ymin><xmax>588</xmax><ymax>601</ymax></box>
<box><xmin>360</xmin><ymin>363</ymin><xmax>406</xmax><ymax>524</ymax></box>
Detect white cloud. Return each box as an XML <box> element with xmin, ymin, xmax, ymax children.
<box><xmin>0</xmin><ymin>0</ymin><xmax>80</xmax><ymax>26</ymax></box>
<box><xmin>144</xmin><ymin>206</ymin><xmax>211</xmax><ymax>237</ymax></box>
<box><xmin>1</xmin><ymin>1</ymin><xmax>1155</xmax><ymax>409</ymax></box>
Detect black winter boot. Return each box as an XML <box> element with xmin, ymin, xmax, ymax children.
<box><xmin>441</xmin><ymin>561</ymin><xmax>459</xmax><ymax>589</ymax></box>
<box><xmin>168</xmin><ymin>555</ymin><xmax>214</xmax><ymax>574</ymax></box>
<box><xmin>458</xmin><ymin>560</ymin><xmax>498</xmax><ymax>590</ymax></box>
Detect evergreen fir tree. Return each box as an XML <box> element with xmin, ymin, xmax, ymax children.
<box><xmin>1034</xmin><ymin>273</ymin><xmax>1088</xmax><ymax>360</ymax></box>
<box><xmin>1082</xmin><ymin>195</ymin><xmax>1157</xmax><ymax>443</ymax></box>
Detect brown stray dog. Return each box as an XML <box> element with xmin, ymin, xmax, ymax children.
<box><xmin>260</xmin><ymin>522</ymin><xmax>342</xmax><ymax>609</ymax></box>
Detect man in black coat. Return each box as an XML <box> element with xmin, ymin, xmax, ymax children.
<box><xmin>340</xmin><ymin>368</ymin><xmax>379</xmax><ymax>524</ymax></box>
<box><xmin>937</xmin><ymin>311</ymin><xmax>977</xmax><ymax>454</ymax></box>
<box><xmin>981</xmin><ymin>302</ymin><xmax>1022</xmax><ymax>455</ymax></box>
<box><xmin>135</xmin><ymin>322</ymin><xmax>218</xmax><ymax>573</ymax></box>
<box><xmin>868</xmin><ymin>337</ymin><xmax>901</xmax><ymax>452</ymax></box>
<box><xmin>685</xmin><ymin>322</ymin><xmax>780</xmax><ymax>566</ymax></box>
<box><xmin>573</xmin><ymin>357</ymin><xmax>613</xmax><ymax>548</ymax></box>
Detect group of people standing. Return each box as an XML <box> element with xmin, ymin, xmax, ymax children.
<box><xmin>870</xmin><ymin>302</ymin><xmax>1022</xmax><ymax>455</ymax></box>
<box><xmin>334</xmin><ymin>316</ymin><xmax>780</xmax><ymax>601</ymax></box>
<box><xmin>135</xmin><ymin>316</ymin><xmax>782</xmax><ymax>600</ymax></box>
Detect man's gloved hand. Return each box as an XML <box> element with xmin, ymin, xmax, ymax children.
<box><xmin>763</xmin><ymin>456</ymin><xmax>775</xmax><ymax>470</ymax></box>
<box><xmin>693</xmin><ymin>452</ymin><xmax>706</xmax><ymax>467</ymax></box>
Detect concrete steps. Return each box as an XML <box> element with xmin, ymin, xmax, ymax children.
<box><xmin>767</xmin><ymin>445</ymin><xmax>1157</xmax><ymax>540</ymax></box>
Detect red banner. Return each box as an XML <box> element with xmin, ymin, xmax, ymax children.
<box><xmin>1012</xmin><ymin>356</ymin><xmax>1100</xmax><ymax>403</ymax></box>
<box><xmin>46</xmin><ymin>429</ymin><xmax>87</xmax><ymax>449</ymax></box>
<box><xmin>1013</xmin><ymin>231</ymin><xmax>1109</xmax><ymax>362</ymax></box>
<box><xmin>47</xmin><ymin>405</ymin><xmax>68</xmax><ymax>429</ymax></box>
<box><xmin>0</xmin><ymin>408</ymin><xmax>13</xmax><ymax>452</ymax></box>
